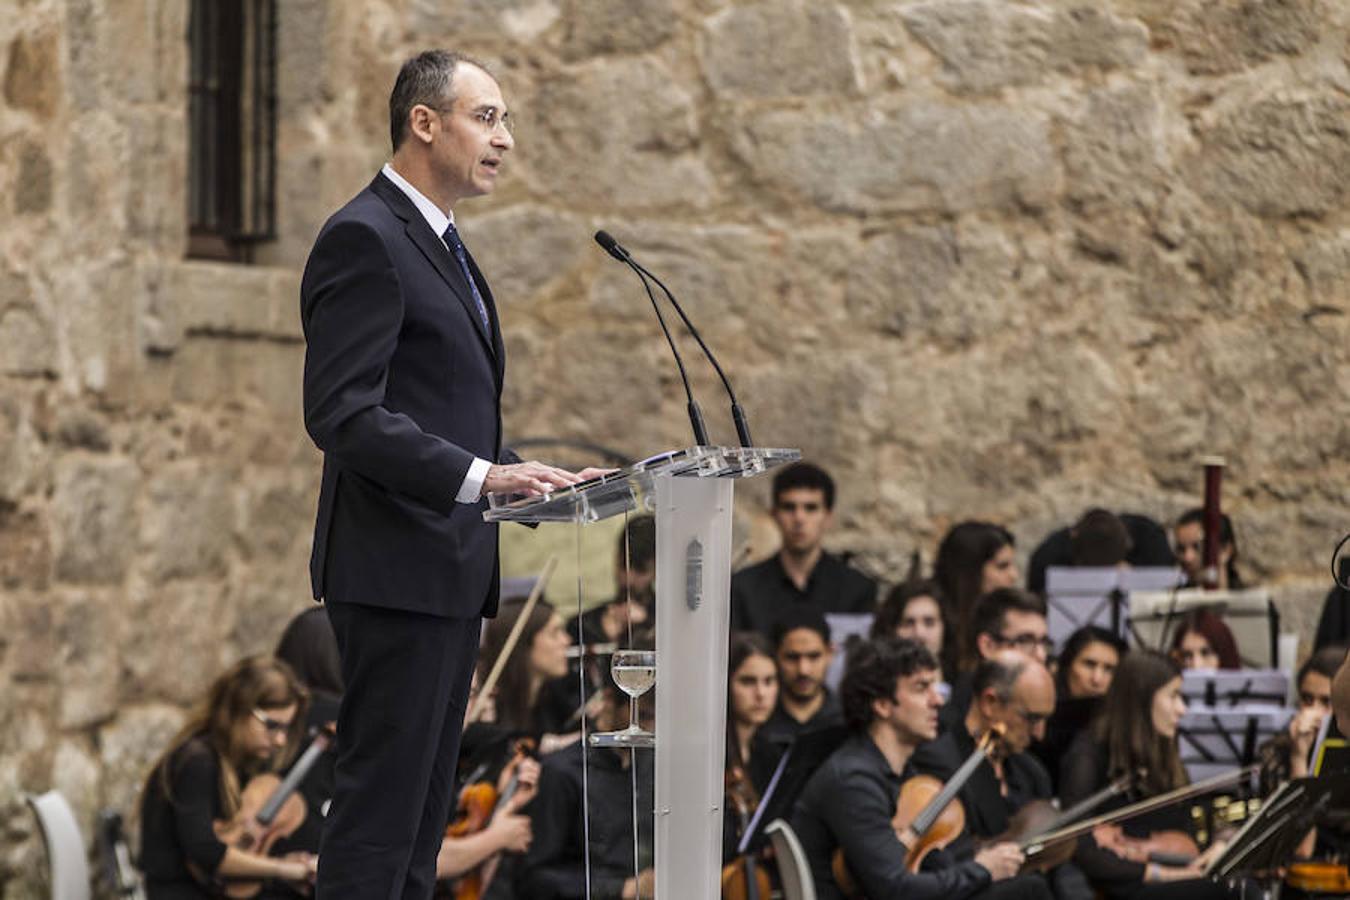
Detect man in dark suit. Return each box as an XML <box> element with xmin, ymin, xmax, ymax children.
<box><xmin>301</xmin><ymin>50</ymin><xmax>594</xmax><ymax>898</ymax></box>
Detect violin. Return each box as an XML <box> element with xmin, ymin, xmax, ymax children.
<box><xmin>445</xmin><ymin>738</ymin><xmax>537</xmax><ymax>900</ymax></box>
<box><xmin>187</xmin><ymin>725</ymin><xmax>334</xmax><ymax>898</ymax></box>
<box><xmin>721</xmin><ymin>766</ymin><xmax>773</xmax><ymax>900</ymax></box>
<box><xmin>1286</xmin><ymin>860</ymin><xmax>1350</xmax><ymax>894</ymax></box>
<box><xmin>833</xmin><ymin>727</ymin><xmax>1002</xmax><ymax>898</ymax></box>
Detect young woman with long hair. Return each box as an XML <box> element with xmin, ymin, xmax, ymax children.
<box><xmin>871</xmin><ymin>578</ymin><xmax>951</xmax><ymax>683</ymax></box>
<box><xmin>1059</xmin><ymin>650</ymin><xmax>1235</xmax><ymax>899</ymax></box>
<box><xmin>1170</xmin><ymin>608</ymin><xmax>1242</xmax><ymax>671</ymax></box>
<box><xmin>476</xmin><ymin>596</ymin><xmax>572</xmax><ymax>743</ymax></box>
<box><xmin>933</xmin><ymin>521</ymin><xmax>1019</xmax><ymax>672</ymax></box>
<box><xmin>138</xmin><ymin>656</ymin><xmax>314</xmax><ymax>898</ymax></box>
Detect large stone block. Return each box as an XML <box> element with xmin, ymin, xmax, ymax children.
<box><xmin>140</xmin><ymin>464</ymin><xmax>232</xmax><ymax>583</ymax></box>
<box><xmin>1190</xmin><ymin>92</ymin><xmax>1350</xmax><ymax>218</ymax></box>
<box><xmin>14</xmin><ymin>139</ymin><xmax>53</xmax><ymax>215</ymax></box>
<box><xmin>462</xmin><ymin>205</ymin><xmax>587</xmax><ymax>308</ymax></box>
<box><xmin>561</xmin><ymin>0</ymin><xmax>676</xmax><ymax>58</ymax></box>
<box><xmin>98</xmin><ymin>703</ymin><xmax>185</xmax><ymax>830</ymax></box>
<box><xmin>0</xmin><ymin>388</ymin><xmax>46</xmax><ymax>505</ymax></box>
<box><xmin>121</xmin><ymin>581</ymin><xmax>235</xmax><ymax>704</ymax></box>
<box><xmin>0</xmin><ymin>277</ymin><xmax>55</xmax><ymax>379</ymax></box>
<box><xmin>525</xmin><ymin>57</ymin><xmax>713</xmax><ymax>210</ymax></box>
<box><xmin>1063</xmin><ymin>85</ymin><xmax>1168</xmax><ymax>210</ymax></box>
<box><xmin>901</xmin><ymin>1</ymin><xmax>1146</xmax><ymax>93</ymax></box>
<box><xmin>55</xmin><ymin>591</ymin><xmax>119</xmax><ymax>728</ymax></box>
<box><xmin>3</xmin><ymin>28</ymin><xmax>61</xmax><ymax>119</ymax></box>
<box><xmin>735</xmin><ymin>101</ymin><xmax>1057</xmax><ymax>214</ymax></box>
<box><xmin>409</xmin><ymin>0</ymin><xmax>560</xmax><ymax>41</ymax></box>
<box><xmin>701</xmin><ymin>2</ymin><xmax>860</xmax><ymax>98</ymax></box>
<box><xmin>845</xmin><ymin>223</ymin><xmax>1019</xmax><ymax>345</ymax></box>
<box><xmin>50</xmin><ymin>456</ymin><xmax>139</xmax><ymax>585</ymax></box>
<box><xmin>0</xmin><ymin>507</ymin><xmax>50</xmax><ymax>591</ymax></box>
<box><xmin>1137</xmin><ymin>0</ymin><xmax>1325</xmax><ymax>75</ymax></box>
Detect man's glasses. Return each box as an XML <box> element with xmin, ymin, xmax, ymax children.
<box><xmin>431</xmin><ymin>104</ymin><xmax>512</xmax><ymax>135</ymax></box>
<box><xmin>992</xmin><ymin>633</ymin><xmax>1055</xmax><ymax>655</ymax></box>
<box><xmin>253</xmin><ymin>709</ymin><xmax>291</xmax><ymax>734</ymax></box>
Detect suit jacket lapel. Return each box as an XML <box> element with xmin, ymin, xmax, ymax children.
<box><xmin>370</xmin><ymin>174</ymin><xmax>498</xmax><ymax>362</ymax></box>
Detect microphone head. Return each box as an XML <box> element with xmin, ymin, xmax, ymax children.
<box><xmin>594</xmin><ymin>230</ymin><xmax>629</xmax><ymax>262</ymax></box>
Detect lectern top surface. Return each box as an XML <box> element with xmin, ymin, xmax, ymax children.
<box><xmin>482</xmin><ymin>445</ymin><xmax>801</xmax><ymax>524</ymax></box>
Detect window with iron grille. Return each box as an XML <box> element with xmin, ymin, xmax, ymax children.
<box><xmin>187</xmin><ymin>0</ymin><xmax>277</xmax><ymax>262</ymax></box>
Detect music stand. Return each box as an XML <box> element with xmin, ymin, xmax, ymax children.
<box><xmin>1043</xmin><ymin>566</ymin><xmax>1183</xmax><ymax>648</ymax></box>
<box><xmin>1181</xmin><ymin>669</ymin><xmax>1290</xmax><ymax>710</ymax></box>
<box><xmin>1129</xmin><ymin>588</ymin><xmax>1280</xmax><ymax>667</ymax></box>
<box><xmin>1176</xmin><ymin>707</ymin><xmax>1290</xmax><ymax>784</ymax></box>
<box><xmin>824</xmin><ymin>613</ymin><xmax>874</xmax><ymax>693</ymax></box>
<box><xmin>1205</xmin><ymin>775</ymin><xmax>1350</xmax><ymax>884</ymax></box>
<box><xmin>736</xmin><ymin>725</ymin><xmax>849</xmax><ymax>856</ymax></box>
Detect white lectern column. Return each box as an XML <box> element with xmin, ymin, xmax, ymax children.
<box><xmin>653</xmin><ymin>472</ymin><xmax>735</xmax><ymax>899</ymax></box>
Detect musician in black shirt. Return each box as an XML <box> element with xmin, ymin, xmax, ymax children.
<box><xmin>138</xmin><ymin>656</ymin><xmax>316</xmax><ymax>899</ymax></box>
<box><xmin>792</xmin><ymin>637</ymin><xmax>1050</xmax><ymax>900</ymax></box>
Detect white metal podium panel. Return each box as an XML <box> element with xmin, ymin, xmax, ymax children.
<box><xmin>653</xmin><ymin>472</ymin><xmax>734</xmax><ymax>899</ymax></box>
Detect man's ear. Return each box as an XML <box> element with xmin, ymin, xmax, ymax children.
<box><xmin>975</xmin><ymin>632</ymin><xmax>997</xmax><ymax>660</ymax></box>
<box><xmin>871</xmin><ymin>695</ymin><xmax>891</xmax><ymax>723</ymax></box>
<box><xmin>407</xmin><ymin>105</ymin><xmax>437</xmax><ymax>145</ymax></box>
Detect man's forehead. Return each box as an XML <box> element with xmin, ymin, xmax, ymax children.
<box><xmin>452</xmin><ymin>62</ymin><xmax>505</xmax><ymax>105</ymax></box>
<box><xmin>1004</xmin><ymin>609</ymin><xmax>1046</xmax><ymax>633</ymax></box>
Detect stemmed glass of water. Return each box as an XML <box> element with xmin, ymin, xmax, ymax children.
<box><xmin>589</xmin><ymin>649</ymin><xmax>656</xmax><ymax>749</ymax></box>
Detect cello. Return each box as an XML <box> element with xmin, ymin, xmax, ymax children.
<box><xmin>832</xmin><ymin>726</ymin><xmax>1002</xmax><ymax>898</ymax></box>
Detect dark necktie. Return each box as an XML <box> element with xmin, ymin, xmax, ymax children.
<box><xmin>442</xmin><ymin>223</ymin><xmax>491</xmax><ymax>333</ymax></box>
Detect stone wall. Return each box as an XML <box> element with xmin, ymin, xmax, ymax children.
<box><xmin>1</xmin><ymin>0</ymin><xmax>1348</xmax><ymax>893</ymax></box>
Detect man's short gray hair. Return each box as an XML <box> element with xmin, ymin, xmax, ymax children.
<box><xmin>388</xmin><ymin>49</ymin><xmax>492</xmax><ymax>151</ymax></box>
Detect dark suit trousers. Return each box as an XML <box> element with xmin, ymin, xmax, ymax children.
<box><xmin>318</xmin><ymin>601</ymin><xmax>480</xmax><ymax>900</ymax></box>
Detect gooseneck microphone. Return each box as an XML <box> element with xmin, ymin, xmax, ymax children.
<box><xmin>593</xmin><ymin>231</ymin><xmax>754</xmax><ymax>447</ymax></box>
<box><xmin>594</xmin><ymin>231</ymin><xmax>709</xmax><ymax>446</ymax></box>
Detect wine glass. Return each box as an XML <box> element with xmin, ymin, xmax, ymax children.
<box><xmin>589</xmin><ymin>649</ymin><xmax>656</xmax><ymax>749</ymax></box>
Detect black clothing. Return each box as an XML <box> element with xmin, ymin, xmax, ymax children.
<box><xmin>792</xmin><ymin>732</ymin><xmax>1050</xmax><ymax>900</ymax></box>
<box><xmin>731</xmin><ymin>552</ymin><xmax>877</xmax><ymax>636</ymax></box>
<box><xmin>139</xmin><ymin>738</ymin><xmax>228</xmax><ymax>899</ymax></box>
<box><xmin>1026</xmin><ymin>514</ymin><xmax>1174</xmax><ymax>595</ymax></box>
<box><xmin>1030</xmin><ymin>695</ymin><xmax>1101</xmax><ymax>791</ymax></box>
<box><xmin>911</xmin><ymin>725</ymin><xmax>1053</xmax><ymax>840</ymax></box>
<box><xmin>1058</xmin><ymin>733</ymin><xmax>1233</xmax><ymax>900</ymax></box>
<box><xmin>321</xmin><ymin>601</ymin><xmax>481</xmax><ymax>899</ymax></box>
<box><xmin>757</xmin><ymin>689</ymin><xmax>845</xmax><ymax>751</ymax></box>
<box><xmin>939</xmin><ymin>670</ymin><xmax>976</xmax><ymax>734</ymax></box>
<box><xmin>522</xmin><ymin>742</ymin><xmax>653</xmax><ymax>899</ymax></box>
<box><xmin>1315</xmin><ymin>560</ymin><xmax>1350</xmax><ymax>649</ymax></box>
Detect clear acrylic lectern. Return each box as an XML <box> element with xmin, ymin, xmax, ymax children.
<box><xmin>485</xmin><ymin>445</ymin><xmax>800</xmax><ymax>898</ymax></box>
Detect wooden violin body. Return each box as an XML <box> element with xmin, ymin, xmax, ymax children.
<box><xmin>722</xmin><ymin>766</ymin><xmax>773</xmax><ymax>900</ymax></box>
<box><xmin>1286</xmin><ymin>861</ymin><xmax>1350</xmax><ymax>894</ymax></box>
<box><xmin>186</xmin><ymin>774</ymin><xmax>308</xmax><ymax>899</ymax></box>
<box><xmin>832</xmin><ymin>774</ymin><xmax>968</xmax><ymax>898</ymax></box>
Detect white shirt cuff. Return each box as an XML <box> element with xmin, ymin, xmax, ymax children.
<box><xmin>456</xmin><ymin>457</ymin><xmax>492</xmax><ymax>504</ymax></box>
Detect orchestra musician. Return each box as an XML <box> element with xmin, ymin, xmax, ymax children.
<box><xmin>1169</xmin><ymin>609</ymin><xmax>1241</xmax><ymax>671</ymax></box>
<box><xmin>1173</xmin><ymin>510</ymin><xmax>1244</xmax><ymax>591</ymax></box>
<box><xmin>477</xmin><ymin>595</ymin><xmax>575</xmax><ymax>751</ymax></box>
<box><xmin>1259</xmin><ymin>645</ymin><xmax>1346</xmax><ymax>793</ymax></box>
<box><xmin>138</xmin><ymin>656</ymin><xmax>316</xmax><ymax>898</ymax></box>
<box><xmin>872</xmin><ymin>578</ymin><xmax>951</xmax><ymax>688</ymax></box>
<box><xmin>912</xmin><ymin>653</ymin><xmax>1092</xmax><ymax>899</ymax></box>
<box><xmin>1032</xmin><ymin>626</ymin><xmax>1126</xmax><ymax>788</ymax></box>
<box><xmin>724</xmin><ymin>631</ymin><xmax>782</xmax><ymax>866</ymax></box>
<box><xmin>941</xmin><ymin>588</ymin><xmax>1052</xmax><ymax>733</ymax></box>
<box><xmin>933</xmin><ymin>521</ymin><xmax>1020</xmax><ymax>674</ymax></box>
<box><xmin>791</xmin><ymin>637</ymin><xmax>1051</xmax><ymax>900</ymax></box>
<box><xmin>1059</xmin><ymin>650</ymin><xmax>1237</xmax><ymax>899</ymax></box>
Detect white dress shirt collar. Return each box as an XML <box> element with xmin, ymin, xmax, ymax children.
<box><xmin>381</xmin><ymin>163</ymin><xmax>455</xmax><ymax>240</ymax></box>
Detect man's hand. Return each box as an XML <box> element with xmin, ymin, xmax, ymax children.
<box><xmin>483</xmin><ymin>461</ymin><xmax>583</xmax><ymax>497</ymax></box>
<box><xmin>621</xmin><ymin>867</ymin><xmax>656</xmax><ymax>898</ymax></box>
<box><xmin>974</xmin><ymin>843</ymin><xmax>1024</xmax><ymax>881</ymax></box>
<box><xmin>487</xmin><ymin>811</ymin><xmax>533</xmax><ymax>854</ymax></box>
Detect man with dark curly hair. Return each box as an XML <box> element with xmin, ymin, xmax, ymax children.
<box><xmin>791</xmin><ymin>637</ymin><xmax>1050</xmax><ymax>900</ymax></box>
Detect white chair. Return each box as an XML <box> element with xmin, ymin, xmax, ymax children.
<box><xmin>766</xmin><ymin>818</ymin><xmax>817</xmax><ymax>900</ymax></box>
<box><xmin>23</xmin><ymin>790</ymin><xmax>91</xmax><ymax>900</ymax></box>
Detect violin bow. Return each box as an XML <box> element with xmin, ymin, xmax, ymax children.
<box><xmin>1023</xmin><ymin>764</ymin><xmax>1259</xmax><ymax>857</ymax></box>
<box><xmin>467</xmin><ymin>555</ymin><xmax>558</xmax><ymax>724</ymax></box>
